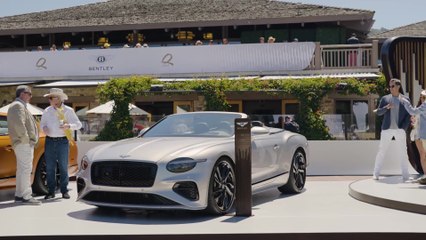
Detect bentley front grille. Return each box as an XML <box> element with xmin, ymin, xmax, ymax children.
<box><xmin>91</xmin><ymin>161</ymin><xmax>157</xmax><ymax>187</ymax></box>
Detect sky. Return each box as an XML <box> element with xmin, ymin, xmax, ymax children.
<box><xmin>0</xmin><ymin>0</ymin><xmax>424</xmax><ymax>29</ymax></box>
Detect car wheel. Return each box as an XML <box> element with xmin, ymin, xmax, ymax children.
<box><xmin>206</xmin><ymin>158</ymin><xmax>236</xmax><ymax>215</ymax></box>
<box><xmin>278</xmin><ymin>150</ymin><xmax>306</xmax><ymax>194</ymax></box>
<box><xmin>32</xmin><ymin>156</ymin><xmax>60</xmax><ymax>195</ymax></box>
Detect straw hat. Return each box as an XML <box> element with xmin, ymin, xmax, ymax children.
<box><xmin>421</xmin><ymin>90</ymin><xmax>426</xmax><ymax>96</ymax></box>
<box><xmin>268</xmin><ymin>36</ymin><xmax>276</xmax><ymax>43</ymax></box>
<box><xmin>43</xmin><ymin>88</ymin><xmax>68</xmax><ymax>101</ymax></box>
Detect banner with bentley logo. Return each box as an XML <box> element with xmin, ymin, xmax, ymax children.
<box><xmin>0</xmin><ymin>42</ymin><xmax>316</xmax><ymax>81</ymax></box>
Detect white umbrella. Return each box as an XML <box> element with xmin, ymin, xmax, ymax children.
<box><xmin>0</xmin><ymin>103</ymin><xmax>44</xmax><ymax>115</ymax></box>
<box><xmin>75</xmin><ymin>106</ymin><xmax>88</xmax><ymax>117</ymax></box>
<box><xmin>86</xmin><ymin>100</ymin><xmax>150</xmax><ymax>116</ymax></box>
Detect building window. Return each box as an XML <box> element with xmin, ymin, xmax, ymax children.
<box><xmin>282</xmin><ymin>99</ymin><xmax>299</xmax><ymax>115</ymax></box>
<box><xmin>228</xmin><ymin>100</ymin><xmax>242</xmax><ymax>112</ymax></box>
<box><xmin>333</xmin><ymin>100</ymin><xmax>369</xmax><ymax>140</ymax></box>
<box><xmin>173</xmin><ymin>101</ymin><xmax>193</xmax><ymax>113</ymax></box>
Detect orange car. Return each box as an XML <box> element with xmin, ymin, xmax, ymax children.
<box><xmin>0</xmin><ymin>112</ymin><xmax>78</xmax><ymax>194</ymax></box>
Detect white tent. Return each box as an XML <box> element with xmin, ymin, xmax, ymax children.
<box><xmin>86</xmin><ymin>100</ymin><xmax>150</xmax><ymax>116</ymax></box>
<box><xmin>0</xmin><ymin>103</ymin><xmax>44</xmax><ymax>115</ymax></box>
<box><xmin>75</xmin><ymin>106</ymin><xmax>88</xmax><ymax>118</ymax></box>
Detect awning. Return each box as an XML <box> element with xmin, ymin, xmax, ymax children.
<box><xmin>35</xmin><ymin>80</ymin><xmax>108</xmax><ymax>88</ymax></box>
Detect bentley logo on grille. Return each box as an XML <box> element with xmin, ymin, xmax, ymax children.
<box><xmin>119</xmin><ymin>154</ymin><xmax>131</xmax><ymax>158</ymax></box>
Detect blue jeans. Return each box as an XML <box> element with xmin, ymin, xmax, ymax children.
<box><xmin>45</xmin><ymin>137</ymin><xmax>69</xmax><ymax>194</ymax></box>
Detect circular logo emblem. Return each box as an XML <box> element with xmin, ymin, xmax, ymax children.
<box><xmin>97</xmin><ymin>56</ymin><xmax>106</xmax><ymax>63</ymax></box>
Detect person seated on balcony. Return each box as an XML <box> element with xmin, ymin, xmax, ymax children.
<box><xmin>37</xmin><ymin>46</ymin><xmax>43</xmax><ymax>51</ymax></box>
<box><xmin>347</xmin><ymin>33</ymin><xmax>360</xmax><ymax>66</ymax></box>
<box><xmin>103</xmin><ymin>43</ymin><xmax>110</xmax><ymax>49</ymax></box>
<box><xmin>63</xmin><ymin>44</ymin><xmax>70</xmax><ymax>51</ymax></box>
<box><xmin>208</xmin><ymin>40</ymin><xmax>214</xmax><ymax>45</ymax></box>
<box><xmin>50</xmin><ymin>44</ymin><xmax>57</xmax><ymax>51</ymax></box>
<box><xmin>259</xmin><ymin>37</ymin><xmax>265</xmax><ymax>43</ymax></box>
<box><xmin>195</xmin><ymin>40</ymin><xmax>203</xmax><ymax>46</ymax></box>
<box><xmin>135</xmin><ymin>43</ymin><xmax>142</xmax><ymax>48</ymax></box>
<box><xmin>123</xmin><ymin>44</ymin><xmax>130</xmax><ymax>48</ymax></box>
<box><xmin>142</xmin><ymin>43</ymin><xmax>149</xmax><ymax>48</ymax></box>
<box><xmin>347</xmin><ymin>33</ymin><xmax>359</xmax><ymax>44</ymax></box>
<box><xmin>267</xmin><ymin>36</ymin><xmax>276</xmax><ymax>43</ymax></box>
<box><xmin>222</xmin><ymin>38</ymin><xmax>229</xmax><ymax>45</ymax></box>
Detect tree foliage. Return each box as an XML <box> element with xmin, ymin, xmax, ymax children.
<box><xmin>95</xmin><ymin>77</ymin><xmax>157</xmax><ymax>141</ymax></box>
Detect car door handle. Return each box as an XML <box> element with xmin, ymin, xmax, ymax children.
<box><xmin>273</xmin><ymin>144</ymin><xmax>280</xmax><ymax>150</ymax></box>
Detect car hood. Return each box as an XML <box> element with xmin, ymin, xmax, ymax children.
<box><xmin>89</xmin><ymin>137</ymin><xmax>231</xmax><ymax>162</ymax></box>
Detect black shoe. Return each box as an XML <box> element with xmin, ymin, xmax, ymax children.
<box><xmin>44</xmin><ymin>193</ymin><xmax>55</xmax><ymax>200</ymax></box>
<box><xmin>14</xmin><ymin>196</ymin><xmax>24</xmax><ymax>202</ymax></box>
<box><xmin>62</xmin><ymin>192</ymin><xmax>70</xmax><ymax>199</ymax></box>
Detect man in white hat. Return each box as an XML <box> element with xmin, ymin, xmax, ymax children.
<box><xmin>7</xmin><ymin>85</ymin><xmax>41</xmax><ymax>205</ymax></box>
<box><xmin>40</xmin><ymin>88</ymin><xmax>82</xmax><ymax>200</ymax></box>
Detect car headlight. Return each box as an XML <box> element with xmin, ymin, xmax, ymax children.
<box><xmin>80</xmin><ymin>155</ymin><xmax>89</xmax><ymax>170</ymax></box>
<box><xmin>166</xmin><ymin>157</ymin><xmax>197</xmax><ymax>173</ymax></box>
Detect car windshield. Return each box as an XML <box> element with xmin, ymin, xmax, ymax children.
<box><xmin>0</xmin><ymin>116</ymin><xmax>8</xmax><ymax>136</ymax></box>
<box><xmin>143</xmin><ymin>112</ymin><xmax>243</xmax><ymax>138</ymax></box>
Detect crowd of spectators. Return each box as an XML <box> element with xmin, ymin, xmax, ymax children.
<box><xmin>23</xmin><ymin>33</ymin><xmax>354</xmax><ymax>52</ymax></box>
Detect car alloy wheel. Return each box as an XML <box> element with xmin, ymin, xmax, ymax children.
<box><xmin>278</xmin><ymin>150</ymin><xmax>306</xmax><ymax>193</ymax></box>
<box><xmin>32</xmin><ymin>156</ymin><xmax>61</xmax><ymax>195</ymax></box>
<box><xmin>292</xmin><ymin>151</ymin><xmax>306</xmax><ymax>191</ymax></box>
<box><xmin>207</xmin><ymin>158</ymin><xmax>236</xmax><ymax>214</ymax></box>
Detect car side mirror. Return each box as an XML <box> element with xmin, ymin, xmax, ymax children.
<box><xmin>251</xmin><ymin>126</ymin><xmax>269</xmax><ymax>135</ymax></box>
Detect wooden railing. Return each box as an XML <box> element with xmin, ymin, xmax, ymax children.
<box><xmin>310</xmin><ymin>40</ymin><xmax>379</xmax><ymax>70</ymax></box>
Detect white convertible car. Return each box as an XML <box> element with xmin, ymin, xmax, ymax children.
<box><xmin>77</xmin><ymin>112</ymin><xmax>308</xmax><ymax>214</ymax></box>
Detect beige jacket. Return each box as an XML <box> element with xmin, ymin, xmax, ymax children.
<box><xmin>7</xmin><ymin>99</ymin><xmax>39</xmax><ymax>147</ymax></box>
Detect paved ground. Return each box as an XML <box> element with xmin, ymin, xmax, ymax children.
<box><xmin>0</xmin><ymin>176</ymin><xmax>425</xmax><ymax>239</ymax></box>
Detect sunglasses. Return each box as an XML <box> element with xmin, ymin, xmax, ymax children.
<box><xmin>389</xmin><ymin>85</ymin><xmax>396</xmax><ymax>88</ymax></box>
<box><xmin>23</xmin><ymin>91</ymin><xmax>32</xmax><ymax>96</ymax></box>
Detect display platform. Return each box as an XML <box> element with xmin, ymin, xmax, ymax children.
<box><xmin>349</xmin><ymin>175</ymin><xmax>426</xmax><ymax>214</ymax></box>
<box><xmin>0</xmin><ymin>177</ymin><xmax>425</xmax><ymax>240</ymax></box>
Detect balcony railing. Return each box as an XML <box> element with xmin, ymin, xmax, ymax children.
<box><xmin>309</xmin><ymin>40</ymin><xmax>379</xmax><ymax>71</ymax></box>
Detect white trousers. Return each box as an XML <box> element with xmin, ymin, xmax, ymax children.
<box><xmin>13</xmin><ymin>143</ymin><xmax>34</xmax><ymax>200</ymax></box>
<box><xmin>374</xmin><ymin>129</ymin><xmax>410</xmax><ymax>179</ymax></box>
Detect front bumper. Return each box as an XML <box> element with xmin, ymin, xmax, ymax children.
<box><xmin>76</xmin><ymin>160</ymin><xmax>212</xmax><ymax>210</ymax></box>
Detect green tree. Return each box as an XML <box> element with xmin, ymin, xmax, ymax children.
<box><xmin>95</xmin><ymin>77</ymin><xmax>157</xmax><ymax>141</ymax></box>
